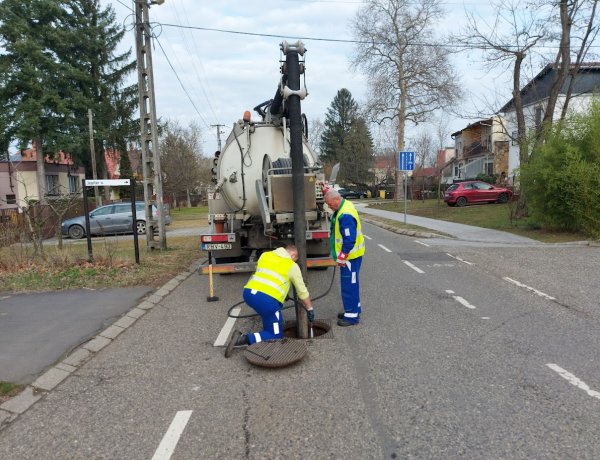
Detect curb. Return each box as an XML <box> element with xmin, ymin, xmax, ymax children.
<box><xmin>0</xmin><ymin>267</ymin><xmax>197</xmax><ymax>431</ymax></box>
<box><xmin>361</xmin><ymin>217</ymin><xmax>453</xmax><ymax>240</ymax></box>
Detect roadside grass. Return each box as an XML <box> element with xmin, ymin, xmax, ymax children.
<box><xmin>359</xmin><ymin>213</ymin><xmax>454</xmax><ymax>238</ymax></box>
<box><xmin>369</xmin><ymin>199</ymin><xmax>586</xmax><ymax>243</ymax></box>
<box><xmin>168</xmin><ymin>206</ymin><xmax>208</xmax><ymax>229</ymax></box>
<box><xmin>0</xmin><ymin>381</ymin><xmax>23</xmax><ymax>404</ymax></box>
<box><xmin>0</xmin><ymin>207</ymin><xmax>209</xmax><ymax>293</ymax></box>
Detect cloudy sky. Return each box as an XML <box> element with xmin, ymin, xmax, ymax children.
<box><xmin>107</xmin><ymin>0</ymin><xmax>516</xmax><ymax>155</ymax></box>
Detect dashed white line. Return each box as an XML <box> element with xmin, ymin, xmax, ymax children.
<box><xmin>414</xmin><ymin>240</ymin><xmax>430</xmax><ymax>247</ymax></box>
<box><xmin>378</xmin><ymin>244</ymin><xmax>392</xmax><ymax>253</ymax></box>
<box><xmin>152</xmin><ymin>410</ymin><xmax>193</xmax><ymax>460</ymax></box>
<box><xmin>481</xmin><ymin>317</ymin><xmax>490</xmax><ymax>320</ymax></box>
<box><xmin>403</xmin><ymin>260</ymin><xmax>425</xmax><ymax>274</ymax></box>
<box><xmin>214</xmin><ymin>307</ymin><xmax>241</xmax><ymax>347</ymax></box>
<box><xmin>445</xmin><ymin>290</ymin><xmax>476</xmax><ymax>309</ymax></box>
<box><xmin>504</xmin><ymin>277</ymin><xmax>556</xmax><ymax>300</ymax></box>
<box><xmin>446</xmin><ymin>253</ymin><xmax>473</xmax><ymax>265</ymax></box>
<box><xmin>364</xmin><ymin>235</ymin><xmax>372</xmax><ymax>240</ymax></box>
<box><xmin>546</xmin><ymin>364</ymin><xmax>600</xmax><ymax>400</ymax></box>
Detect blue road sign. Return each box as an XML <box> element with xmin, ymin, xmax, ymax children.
<box><xmin>399</xmin><ymin>151</ymin><xmax>415</xmax><ymax>171</ymax></box>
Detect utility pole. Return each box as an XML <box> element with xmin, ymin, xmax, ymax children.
<box><xmin>87</xmin><ymin>109</ymin><xmax>102</xmax><ymax>207</ymax></box>
<box><xmin>134</xmin><ymin>0</ymin><xmax>166</xmax><ymax>249</ymax></box>
<box><xmin>211</xmin><ymin>124</ymin><xmax>225</xmax><ymax>151</ymax></box>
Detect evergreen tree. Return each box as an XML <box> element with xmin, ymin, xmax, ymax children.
<box><xmin>320</xmin><ymin>89</ymin><xmax>358</xmax><ymax>165</ymax></box>
<box><xmin>66</xmin><ymin>0</ymin><xmax>138</xmax><ymax>175</ymax></box>
<box><xmin>319</xmin><ymin>89</ymin><xmax>374</xmax><ymax>185</ymax></box>
<box><xmin>341</xmin><ymin>118</ymin><xmax>375</xmax><ymax>187</ymax></box>
<box><xmin>0</xmin><ymin>0</ymin><xmax>82</xmax><ymax>203</ymax></box>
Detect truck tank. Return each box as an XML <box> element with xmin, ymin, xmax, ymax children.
<box><xmin>199</xmin><ymin>41</ymin><xmax>334</xmax><ymax>274</ymax></box>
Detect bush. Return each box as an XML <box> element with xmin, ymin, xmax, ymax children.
<box><xmin>522</xmin><ymin>99</ymin><xmax>600</xmax><ymax>238</ymax></box>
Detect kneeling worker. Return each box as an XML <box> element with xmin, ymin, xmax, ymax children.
<box><xmin>225</xmin><ymin>245</ymin><xmax>314</xmax><ymax>357</ymax></box>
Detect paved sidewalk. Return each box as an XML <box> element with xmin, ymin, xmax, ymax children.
<box><xmin>357</xmin><ymin>204</ymin><xmax>543</xmax><ymax>245</ymax></box>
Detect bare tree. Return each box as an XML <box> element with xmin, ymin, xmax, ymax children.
<box><xmin>351</xmin><ymin>0</ymin><xmax>461</xmax><ymax>145</ymax></box>
<box><xmin>455</xmin><ymin>0</ymin><xmax>548</xmax><ymax>215</ymax></box>
<box><xmin>455</xmin><ymin>0</ymin><xmax>599</xmax><ymax>216</ymax></box>
<box><xmin>307</xmin><ymin>118</ymin><xmax>324</xmax><ymax>157</ymax></box>
<box><xmin>351</xmin><ymin>0</ymin><xmax>461</xmax><ymax>198</ymax></box>
<box><xmin>410</xmin><ymin>130</ymin><xmax>436</xmax><ymax>169</ymax></box>
<box><xmin>159</xmin><ymin>121</ymin><xmax>205</xmax><ymax>208</ymax></box>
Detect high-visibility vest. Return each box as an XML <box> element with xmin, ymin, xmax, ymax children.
<box><xmin>244</xmin><ymin>251</ymin><xmax>295</xmax><ymax>304</ymax></box>
<box><xmin>331</xmin><ymin>199</ymin><xmax>365</xmax><ymax>260</ymax></box>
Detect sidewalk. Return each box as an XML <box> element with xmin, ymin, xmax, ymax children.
<box><xmin>357</xmin><ymin>203</ymin><xmax>543</xmax><ymax>245</ymax></box>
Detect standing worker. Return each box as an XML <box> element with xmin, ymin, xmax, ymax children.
<box><xmin>324</xmin><ymin>190</ymin><xmax>365</xmax><ymax>327</ymax></box>
<box><xmin>225</xmin><ymin>245</ymin><xmax>314</xmax><ymax>357</ymax></box>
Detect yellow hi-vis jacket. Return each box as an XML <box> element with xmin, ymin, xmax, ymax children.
<box><xmin>244</xmin><ymin>249</ymin><xmax>296</xmax><ymax>304</ymax></box>
<box><xmin>331</xmin><ymin>199</ymin><xmax>365</xmax><ymax>260</ymax></box>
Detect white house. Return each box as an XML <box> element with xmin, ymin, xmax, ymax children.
<box><xmin>498</xmin><ymin>62</ymin><xmax>600</xmax><ymax>181</ymax></box>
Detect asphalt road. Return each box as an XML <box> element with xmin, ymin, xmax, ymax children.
<box><xmin>1</xmin><ymin>222</ymin><xmax>600</xmax><ymax>458</ymax></box>
<box><xmin>0</xmin><ymin>287</ymin><xmax>152</xmax><ymax>383</ymax></box>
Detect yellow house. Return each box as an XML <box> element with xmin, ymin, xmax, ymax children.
<box><xmin>0</xmin><ymin>148</ymin><xmax>85</xmax><ymax>210</ymax></box>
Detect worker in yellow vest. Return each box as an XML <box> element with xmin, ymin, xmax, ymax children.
<box><xmin>225</xmin><ymin>245</ymin><xmax>314</xmax><ymax>357</ymax></box>
<box><xmin>324</xmin><ymin>190</ymin><xmax>365</xmax><ymax>327</ymax></box>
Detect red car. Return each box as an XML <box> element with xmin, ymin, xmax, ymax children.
<box><xmin>444</xmin><ymin>181</ymin><xmax>512</xmax><ymax>207</ymax></box>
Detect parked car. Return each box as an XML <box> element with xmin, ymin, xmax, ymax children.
<box><xmin>61</xmin><ymin>202</ymin><xmax>171</xmax><ymax>239</ymax></box>
<box><xmin>444</xmin><ymin>181</ymin><xmax>513</xmax><ymax>207</ymax></box>
<box><xmin>338</xmin><ymin>188</ymin><xmax>366</xmax><ymax>199</ymax></box>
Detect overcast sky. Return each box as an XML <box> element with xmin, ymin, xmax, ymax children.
<box><xmin>107</xmin><ymin>0</ymin><xmax>520</xmax><ymax>155</ymax></box>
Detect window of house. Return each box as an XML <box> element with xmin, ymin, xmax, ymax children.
<box><xmin>511</xmin><ymin>131</ymin><xmax>518</xmax><ymax>146</ymax></box>
<box><xmin>45</xmin><ymin>175</ymin><xmax>60</xmax><ymax>196</ymax></box>
<box><xmin>535</xmin><ymin>106</ymin><xmax>543</xmax><ymax>132</ymax></box>
<box><xmin>68</xmin><ymin>175</ymin><xmax>79</xmax><ymax>194</ymax></box>
<box><xmin>485</xmin><ymin>161</ymin><xmax>494</xmax><ymax>176</ymax></box>
<box><xmin>6</xmin><ymin>194</ymin><xmax>16</xmax><ymax>205</ymax></box>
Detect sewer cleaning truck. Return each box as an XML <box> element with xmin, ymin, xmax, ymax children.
<box><xmin>199</xmin><ymin>41</ymin><xmax>334</xmax><ymax>274</ymax></box>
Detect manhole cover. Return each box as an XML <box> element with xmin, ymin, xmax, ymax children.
<box><xmin>244</xmin><ymin>339</ymin><xmax>308</xmax><ymax>368</ymax></box>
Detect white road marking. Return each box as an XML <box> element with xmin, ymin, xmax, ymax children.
<box><xmin>403</xmin><ymin>260</ymin><xmax>424</xmax><ymax>274</ymax></box>
<box><xmin>451</xmin><ymin>295</ymin><xmax>477</xmax><ymax>309</ymax></box>
<box><xmin>378</xmin><ymin>244</ymin><xmax>392</xmax><ymax>253</ymax></box>
<box><xmin>504</xmin><ymin>277</ymin><xmax>556</xmax><ymax>300</ymax></box>
<box><xmin>445</xmin><ymin>289</ymin><xmax>476</xmax><ymax>309</ymax></box>
<box><xmin>364</xmin><ymin>235</ymin><xmax>372</xmax><ymax>240</ymax></box>
<box><xmin>0</xmin><ymin>295</ymin><xmax>11</xmax><ymax>300</ymax></box>
<box><xmin>414</xmin><ymin>240</ymin><xmax>430</xmax><ymax>247</ymax></box>
<box><xmin>446</xmin><ymin>253</ymin><xmax>473</xmax><ymax>265</ymax></box>
<box><xmin>152</xmin><ymin>410</ymin><xmax>193</xmax><ymax>460</ymax></box>
<box><xmin>214</xmin><ymin>307</ymin><xmax>241</xmax><ymax>347</ymax></box>
<box><xmin>481</xmin><ymin>317</ymin><xmax>490</xmax><ymax>320</ymax></box>
<box><xmin>546</xmin><ymin>364</ymin><xmax>600</xmax><ymax>400</ymax></box>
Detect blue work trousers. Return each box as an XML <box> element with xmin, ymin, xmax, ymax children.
<box><xmin>340</xmin><ymin>256</ymin><xmax>362</xmax><ymax>324</ymax></box>
<box><xmin>243</xmin><ymin>288</ymin><xmax>284</xmax><ymax>344</ymax></box>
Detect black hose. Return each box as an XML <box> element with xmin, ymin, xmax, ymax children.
<box><xmin>226</xmin><ymin>265</ymin><xmax>337</xmax><ymax>318</ymax></box>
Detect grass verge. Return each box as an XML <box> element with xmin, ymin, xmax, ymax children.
<box><xmin>369</xmin><ymin>200</ymin><xmax>586</xmax><ymax>243</ymax></box>
<box><xmin>0</xmin><ymin>381</ymin><xmax>24</xmax><ymax>404</ymax></box>
<box><xmin>0</xmin><ymin>207</ymin><xmax>208</xmax><ymax>293</ymax></box>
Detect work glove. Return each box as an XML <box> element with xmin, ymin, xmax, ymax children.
<box><xmin>336</xmin><ymin>252</ymin><xmax>348</xmax><ymax>267</ymax></box>
<box><xmin>307</xmin><ymin>309</ymin><xmax>315</xmax><ymax>323</ymax></box>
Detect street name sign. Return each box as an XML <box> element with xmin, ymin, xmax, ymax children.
<box><xmin>84</xmin><ymin>179</ymin><xmax>131</xmax><ymax>186</ymax></box>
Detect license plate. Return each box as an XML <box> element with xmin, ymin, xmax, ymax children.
<box><xmin>202</xmin><ymin>243</ymin><xmax>232</xmax><ymax>250</ymax></box>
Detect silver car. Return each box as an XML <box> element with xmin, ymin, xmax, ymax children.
<box><xmin>61</xmin><ymin>202</ymin><xmax>171</xmax><ymax>239</ymax></box>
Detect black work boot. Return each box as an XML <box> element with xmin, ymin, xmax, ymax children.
<box><xmin>337</xmin><ymin>312</ymin><xmax>345</xmax><ymax>319</ymax></box>
<box><xmin>225</xmin><ymin>330</ymin><xmax>247</xmax><ymax>358</ymax></box>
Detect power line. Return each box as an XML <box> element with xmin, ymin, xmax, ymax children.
<box><xmin>152</xmin><ymin>35</ymin><xmax>214</xmax><ymax>132</ymax></box>
<box><xmin>158</xmin><ymin>22</ymin><xmax>600</xmax><ymax>50</ymax></box>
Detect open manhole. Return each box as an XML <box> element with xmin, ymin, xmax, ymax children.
<box><xmin>244</xmin><ymin>339</ymin><xmax>307</xmax><ymax>368</ymax></box>
<box><xmin>283</xmin><ymin>319</ymin><xmax>333</xmax><ymax>339</ymax></box>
